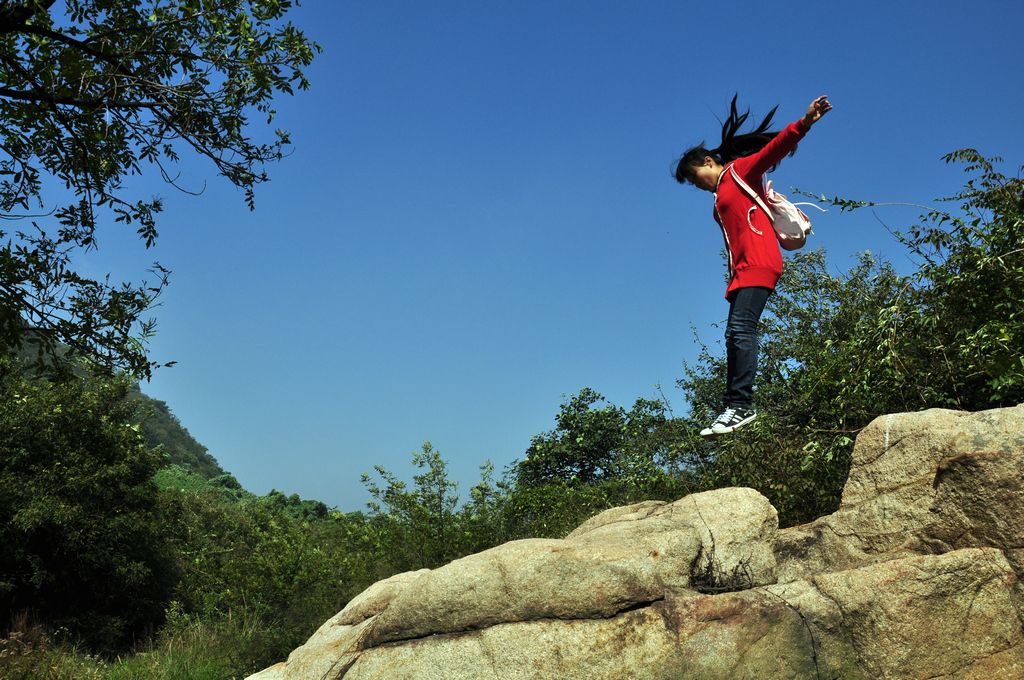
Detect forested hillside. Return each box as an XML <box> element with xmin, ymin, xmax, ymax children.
<box><xmin>130</xmin><ymin>387</ymin><xmax>226</xmax><ymax>480</ymax></box>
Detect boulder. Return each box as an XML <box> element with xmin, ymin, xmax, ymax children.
<box><xmin>250</xmin><ymin>403</ymin><xmax>1024</xmax><ymax>680</ymax></box>
<box><xmin>248</xmin><ymin>570</ymin><xmax>430</xmax><ymax>680</ymax></box>
<box><xmin>357</xmin><ymin>487</ymin><xmax>777</xmax><ymax>648</ymax></box>
<box><xmin>774</xmin><ymin>403</ymin><xmax>1024</xmax><ymax>582</ymax></box>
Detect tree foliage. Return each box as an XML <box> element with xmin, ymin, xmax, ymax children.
<box><xmin>500</xmin><ymin>389</ymin><xmax>689</xmax><ymax>537</ymax></box>
<box><xmin>515</xmin><ymin>387</ymin><xmax>685</xmax><ymax>489</ymax></box>
<box><xmin>799</xmin><ymin>150</ymin><xmax>1024</xmax><ymax>407</ymax></box>
<box><xmin>0</xmin><ymin>357</ymin><xmax>175</xmax><ymax>651</ymax></box>
<box><xmin>0</xmin><ymin>0</ymin><xmax>319</xmax><ymax>377</ymax></box>
<box><xmin>361</xmin><ymin>443</ymin><xmax>466</xmax><ymax>572</ymax></box>
<box><xmin>158</xmin><ymin>485</ymin><xmax>352</xmax><ymax>668</ymax></box>
<box><xmin>897</xmin><ymin>150</ymin><xmax>1024</xmax><ymax>405</ymax></box>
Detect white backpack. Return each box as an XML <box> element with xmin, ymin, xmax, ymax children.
<box><xmin>728</xmin><ymin>166</ymin><xmax>823</xmax><ymax>251</ymax></box>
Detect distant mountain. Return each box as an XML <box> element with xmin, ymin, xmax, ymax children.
<box><xmin>129</xmin><ymin>386</ymin><xmax>225</xmax><ymax>479</ymax></box>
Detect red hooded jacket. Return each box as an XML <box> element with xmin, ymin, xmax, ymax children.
<box><xmin>712</xmin><ymin>118</ymin><xmax>810</xmax><ymax>299</ymax></box>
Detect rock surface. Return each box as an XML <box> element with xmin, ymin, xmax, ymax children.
<box><xmin>250</xmin><ymin>404</ymin><xmax>1024</xmax><ymax>680</ymax></box>
<box><xmin>774</xmin><ymin>404</ymin><xmax>1024</xmax><ymax>582</ymax></box>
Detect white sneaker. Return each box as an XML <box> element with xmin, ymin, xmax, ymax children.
<box><xmin>700</xmin><ymin>407</ymin><xmax>757</xmax><ymax>437</ymax></box>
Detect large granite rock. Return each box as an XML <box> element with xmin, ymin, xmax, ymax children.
<box><xmin>251</xmin><ymin>404</ymin><xmax>1024</xmax><ymax>680</ymax></box>
<box><xmin>774</xmin><ymin>404</ymin><xmax>1024</xmax><ymax>582</ymax></box>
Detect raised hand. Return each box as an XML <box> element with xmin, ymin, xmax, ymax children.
<box><xmin>802</xmin><ymin>95</ymin><xmax>832</xmax><ymax>127</ymax></box>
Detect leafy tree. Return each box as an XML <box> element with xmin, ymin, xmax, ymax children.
<box><xmin>361</xmin><ymin>442</ymin><xmax>464</xmax><ymax>571</ymax></box>
<box><xmin>0</xmin><ymin>0</ymin><xmax>319</xmax><ymax>377</ymax></box>
<box><xmin>497</xmin><ymin>479</ymin><xmax>631</xmax><ymax>539</ymax></box>
<box><xmin>817</xmin><ymin>149</ymin><xmax>1024</xmax><ymax>407</ymax></box>
<box><xmin>0</xmin><ymin>357</ymin><xmax>176</xmax><ymax>651</ymax></box>
<box><xmin>157</xmin><ymin>469</ymin><xmax>375</xmax><ymax>672</ymax></box>
<box><xmin>262</xmin><ymin>487</ymin><xmax>329</xmax><ymax>521</ymax></box>
<box><xmin>515</xmin><ymin>388</ymin><xmax>684</xmax><ymax>489</ymax></box>
<box><xmin>155</xmin><ymin>463</ymin><xmax>242</xmax><ymax>501</ymax></box>
<box><xmin>500</xmin><ymin>389</ymin><xmax>689</xmax><ymax>538</ymax></box>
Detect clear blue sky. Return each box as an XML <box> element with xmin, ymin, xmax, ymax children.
<box><xmin>99</xmin><ymin>1</ymin><xmax>1024</xmax><ymax>510</ymax></box>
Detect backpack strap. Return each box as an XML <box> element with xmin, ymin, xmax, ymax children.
<box><xmin>712</xmin><ymin>165</ymin><xmax>735</xmax><ymax>279</ymax></box>
<box><xmin>728</xmin><ymin>166</ymin><xmax>774</xmax><ymax>223</ymax></box>
<box><xmin>764</xmin><ymin>179</ymin><xmax>826</xmax><ymax>213</ymax></box>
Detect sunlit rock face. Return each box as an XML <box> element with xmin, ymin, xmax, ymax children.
<box><xmin>250</xmin><ymin>404</ymin><xmax>1024</xmax><ymax>680</ymax></box>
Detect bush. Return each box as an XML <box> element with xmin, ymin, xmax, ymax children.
<box><xmin>0</xmin><ymin>359</ymin><xmax>176</xmax><ymax>652</ymax></box>
<box><xmin>156</xmin><ymin>470</ymin><xmax>380</xmax><ymax>670</ymax></box>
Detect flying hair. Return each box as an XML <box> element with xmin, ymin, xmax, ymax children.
<box><xmin>674</xmin><ymin>94</ymin><xmax>796</xmax><ymax>185</ymax></box>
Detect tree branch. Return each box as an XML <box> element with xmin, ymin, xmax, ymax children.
<box><xmin>0</xmin><ymin>85</ymin><xmax>164</xmax><ymax>109</ymax></box>
<box><xmin>16</xmin><ymin>22</ymin><xmax>131</xmax><ymax>74</ymax></box>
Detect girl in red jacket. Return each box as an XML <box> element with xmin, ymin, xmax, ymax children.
<box><xmin>675</xmin><ymin>95</ymin><xmax>832</xmax><ymax>436</ymax></box>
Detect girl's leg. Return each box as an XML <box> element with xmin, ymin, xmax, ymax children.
<box><xmin>724</xmin><ymin>286</ymin><xmax>773</xmax><ymax>408</ymax></box>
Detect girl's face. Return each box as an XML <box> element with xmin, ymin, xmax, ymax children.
<box><xmin>690</xmin><ymin>157</ymin><xmax>723</xmax><ymax>193</ymax></box>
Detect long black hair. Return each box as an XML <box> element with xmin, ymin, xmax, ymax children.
<box><xmin>674</xmin><ymin>95</ymin><xmax>795</xmax><ymax>185</ymax></box>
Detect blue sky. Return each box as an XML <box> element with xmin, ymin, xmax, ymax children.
<box><xmin>98</xmin><ymin>1</ymin><xmax>1024</xmax><ymax>510</ymax></box>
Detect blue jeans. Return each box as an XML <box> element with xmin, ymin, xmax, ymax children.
<box><xmin>724</xmin><ymin>286</ymin><xmax>772</xmax><ymax>409</ymax></box>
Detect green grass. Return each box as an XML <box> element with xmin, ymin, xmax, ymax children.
<box><xmin>0</xmin><ymin>610</ymin><xmax>274</xmax><ymax>680</ymax></box>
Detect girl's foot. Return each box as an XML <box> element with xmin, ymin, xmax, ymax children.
<box><xmin>700</xmin><ymin>407</ymin><xmax>756</xmax><ymax>437</ymax></box>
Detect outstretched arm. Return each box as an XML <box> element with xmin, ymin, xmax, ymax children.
<box><xmin>739</xmin><ymin>95</ymin><xmax>833</xmax><ymax>179</ymax></box>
